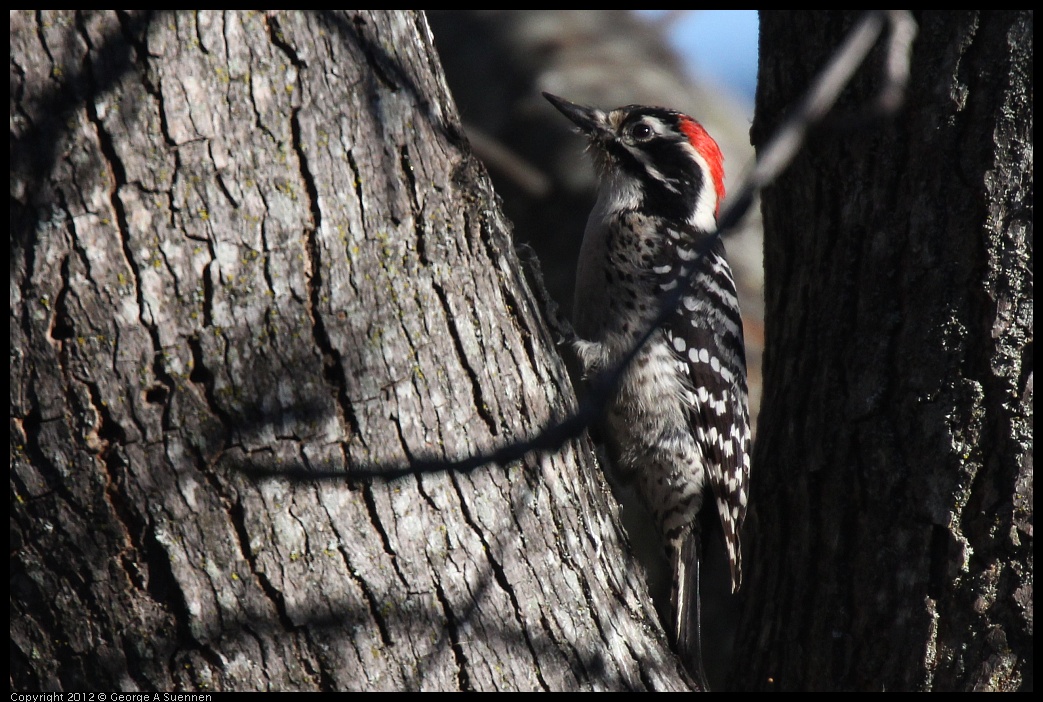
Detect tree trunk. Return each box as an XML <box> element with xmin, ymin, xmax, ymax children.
<box><xmin>10</xmin><ymin>10</ymin><xmax>692</xmax><ymax>691</ymax></box>
<box><xmin>737</xmin><ymin>11</ymin><xmax>1032</xmax><ymax>691</ymax></box>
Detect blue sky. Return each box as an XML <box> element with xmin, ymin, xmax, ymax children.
<box><xmin>640</xmin><ymin>10</ymin><xmax>759</xmax><ymax>111</ymax></box>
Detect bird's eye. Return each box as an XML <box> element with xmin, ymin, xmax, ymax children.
<box><xmin>630</xmin><ymin>123</ymin><xmax>653</xmax><ymax>141</ymax></box>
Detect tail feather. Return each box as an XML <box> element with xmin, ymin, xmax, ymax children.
<box><xmin>672</xmin><ymin>528</ymin><xmax>710</xmax><ymax>690</ymax></box>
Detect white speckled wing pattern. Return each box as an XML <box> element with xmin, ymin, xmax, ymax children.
<box><xmin>656</xmin><ymin>224</ymin><xmax>751</xmax><ymax>592</ymax></box>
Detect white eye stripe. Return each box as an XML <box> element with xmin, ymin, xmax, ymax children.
<box><xmin>623</xmin><ymin>115</ymin><xmax>669</xmax><ymax>137</ymax></box>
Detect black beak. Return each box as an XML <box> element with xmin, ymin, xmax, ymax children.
<box><xmin>543</xmin><ymin>92</ymin><xmax>603</xmax><ymax>135</ymax></box>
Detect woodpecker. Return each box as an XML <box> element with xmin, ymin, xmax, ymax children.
<box><xmin>544</xmin><ymin>92</ymin><xmax>750</xmax><ymax>688</ymax></box>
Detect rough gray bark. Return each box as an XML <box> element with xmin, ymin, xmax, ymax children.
<box><xmin>10</xmin><ymin>10</ymin><xmax>692</xmax><ymax>691</ymax></box>
<box><xmin>737</xmin><ymin>11</ymin><xmax>1032</xmax><ymax>691</ymax></box>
